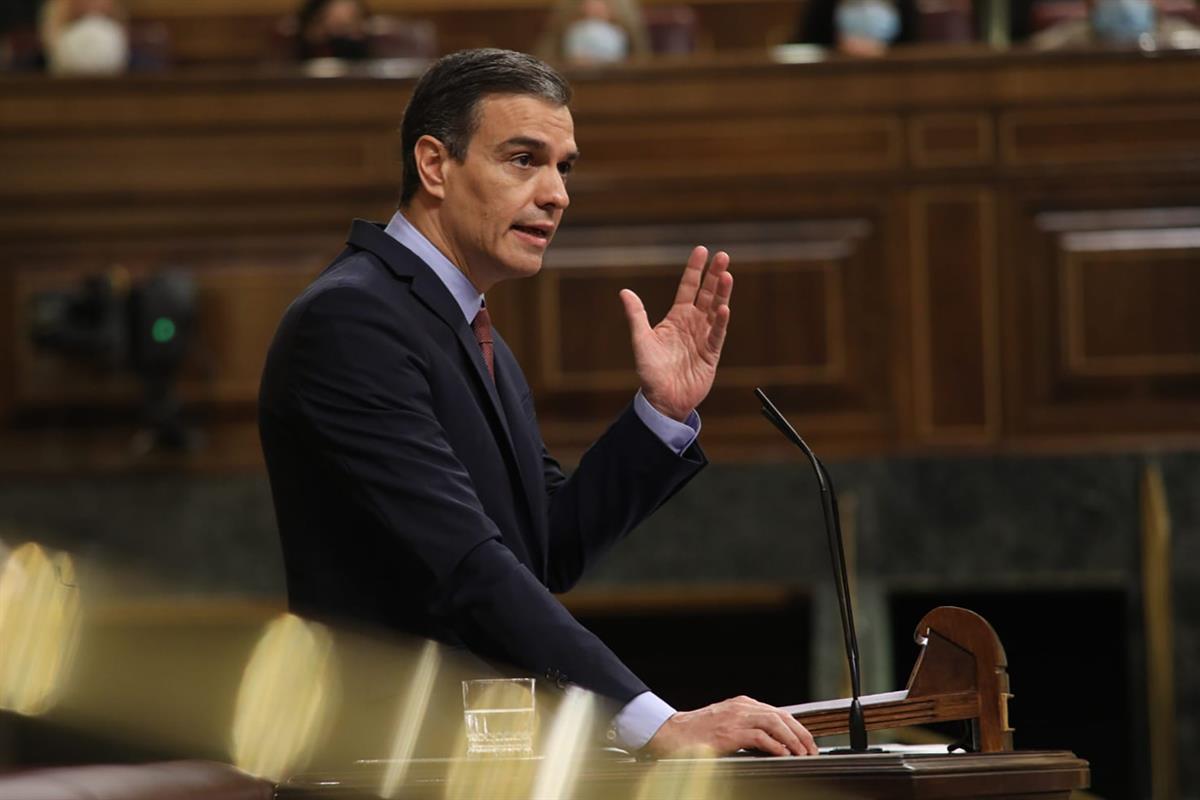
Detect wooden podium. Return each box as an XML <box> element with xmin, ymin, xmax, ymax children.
<box><xmin>278</xmin><ymin>750</ymin><xmax>1090</xmax><ymax>799</ymax></box>
<box><xmin>277</xmin><ymin>608</ymin><xmax>1090</xmax><ymax>799</ymax></box>
<box><xmin>786</xmin><ymin>606</ymin><xmax>1015</xmax><ymax>753</ymax></box>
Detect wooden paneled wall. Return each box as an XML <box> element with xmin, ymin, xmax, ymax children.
<box><xmin>3</xmin><ymin>48</ymin><xmax>1200</xmax><ymax>470</ymax></box>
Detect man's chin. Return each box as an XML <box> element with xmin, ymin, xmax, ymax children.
<box><xmin>499</xmin><ymin>253</ymin><xmax>546</xmax><ymax>280</ymax></box>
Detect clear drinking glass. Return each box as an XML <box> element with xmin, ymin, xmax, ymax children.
<box><xmin>461</xmin><ymin>677</ymin><xmax>536</xmax><ymax>756</ymax></box>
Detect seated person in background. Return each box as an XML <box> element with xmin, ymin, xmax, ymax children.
<box><xmin>297</xmin><ymin>0</ymin><xmax>370</xmax><ymax>60</ymax></box>
<box><xmin>0</xmin><ymin>1</ymin><xmax>39</xmax><ymax>68</ymax></box>
<box><xmin>1030</xmin><ymin>0</ymin><xmax>1200</xmax><ymax>48</ymax></box>
<box><xmin>39</xmin><ymin>0</ymin><xmax>129</xmax><ymax>74</ymax></box>
<box><xmin>536</xmin><ymin>0</ymin><xmax>651</xmax><ymax>64</ymax></box>
<box><xmin>796</xmin><ymin>0</ymin><xmax>918</xmax><ymax>57</ymax></box>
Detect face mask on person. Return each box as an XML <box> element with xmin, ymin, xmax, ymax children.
<box><xmin>835</xmin><ymin>0</ymin><xmax>901</xmax><ymax>43</ymax></box>
<box><xmin>563</xmin><ymin>18</ymin><xmax>629</xmax><ymax>63</ymax></box>
<box><xmin>1090</xmin><ymin>0</ymin><xmax>1156</xmax><ymax>42</ymax></box>
<box><xmin>48</xmin><ymin>13</ymin><xmax>129</xmax><ymax>75</ymax></box>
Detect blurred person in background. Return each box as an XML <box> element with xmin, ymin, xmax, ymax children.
<box><xmin>0</xmin><ymin>0</ymin><xmax>40</xmax><ymax>69</ymax></box>
<box><xmin>296</xmin><ymin>0</ymin><xmax>371</xmax><ymax>60</ymax></box>
<box><xmin>1030</xmin><ymin>0</ymin><xmax>1200</xmax><ymax>48</ymax></box>
<box><xmin>536</xmin><ymin>0</ymin><xmax>651</xmax><ymax>64</ymax></box>
<box><xmin>796</xmin><ymin>0</ymin><xmax>918</xmax><ymax>56</ymax></box>
<box><xmin>39</xmin><ymin>0</ymin><xmax>129</xmax><ymax>75</ymax></box>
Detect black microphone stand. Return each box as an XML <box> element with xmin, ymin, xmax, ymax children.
<box><xmin>755</xmin><ymin>387</ymin><xmax>876</xmax><ymax>753</ymax></box>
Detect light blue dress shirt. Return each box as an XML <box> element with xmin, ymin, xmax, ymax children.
<box><xmin>383</xmin><ymin>211</ymin><xmax>694</xmax><ymax>749</ymax></box>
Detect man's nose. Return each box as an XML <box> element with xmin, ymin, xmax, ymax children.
<box><xmin>536</xmin><ymin>167</ymin><xmax>570</xmax><ymax>210</ymax></box>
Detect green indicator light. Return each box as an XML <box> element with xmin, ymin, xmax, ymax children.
<box><xmin>151</xmin><ymin>317</ymin><xmax>177</xmax><ymax>344</ymax></box>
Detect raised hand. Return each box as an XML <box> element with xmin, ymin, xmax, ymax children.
<box><xmin>644</xmin><ymin>695</ymin><xmax>819</xmax><ymax>757</ymax></box>
<box><xmin>619</xmin><ymin>246</ymin><xmax>733</xmax><ymax>422</ymax></box>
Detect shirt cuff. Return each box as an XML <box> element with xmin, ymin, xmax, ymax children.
<box><xmin>633</xmin><ymin>390</ymin><xmax>700</xmax><ymax>455</ymax></box>
<box><xmin>608</xmin><ymin>691</ymin><xmax>677</xmax><ymax>751</ymax></box>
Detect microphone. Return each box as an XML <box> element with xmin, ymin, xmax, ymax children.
<box><xmin>754</xmin><ymin>387</ymin><xmax>874</xmax><ymax>754</ymax></box>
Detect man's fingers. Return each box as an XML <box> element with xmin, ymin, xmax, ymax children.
<box><xmin>747</xmin><ymin>730</ymin><xmax>789</xmax><ymax>757</ymax></box>
<box><xmin>619</xmin><ymin>288</ymin><xmax>651</xmax><ymax>336</ymax></box>
<box><xmin>695</xmin><ymin>250</ymin><xmax>730</xmax><ymax>313</ymax></box>
<box><xmin>706</xmin><ymin>287</ymin><xmax>731</xmax><ymax>356</ymax></box>
<box><xmin>646</xmin><ymin>697</ymin><xmax>819</xmax><ymax>759</ymax></box>
<box><xmin>712</xmin><ymin>265</ymin><xmax>733</xmax><ymax>314</ymax></box>
<box><xmin>780</xmin><ymin>712</ymin><xmax>819</xmax><ymax>756</ymax></box>
<box><xmin>752</xmin><ymin>711</ymin><xmax>806</xmax><ymax>756</ymax></box>
<box><xmin>672</xmin><ymin>246</ymin><xmax>709</xmax><ymax>307</ymax></box>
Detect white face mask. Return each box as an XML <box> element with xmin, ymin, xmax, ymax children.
<box><xmin>563</xmin><ymin>18</ymin><xmax>629</xmax><ymax>63</ymax></box>
<box><xmin>49</xmin><ymin>13</ymin><xmax>129</xmax><ymax>76</ymax></box>
<box><xmin>835</xmin><ymin>0</ymin><xmax>901</xmax><ymax>43</ymax></box>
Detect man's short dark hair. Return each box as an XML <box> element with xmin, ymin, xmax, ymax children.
<box><xmin>399</xmin><ymin>48</ymin><xmax>572</xmax><ymax>207</ymax></box>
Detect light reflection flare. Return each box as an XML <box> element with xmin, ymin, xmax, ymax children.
<box><xmin>379</xmin><ymin>639</ymin><xmax>441</xmax><ymax>798</ymax></box>
<box><xmin>0</xmin><ymin>542</ymin><xmax>82</xmax><ymax>716</ymax></box>
<box><xmin>529</xmin><ymin>686</ymin><xmax>595</xmax><ymax>800</ymax></box>
<box><xmin>230</xmin><ymin>613</ymin><xmax>338</xmax><ymax>782</ymax></box>
<box><xmin>635</xmin><ymin>746</ymin><xmax>721</xmax><ymax>800</ymax></box>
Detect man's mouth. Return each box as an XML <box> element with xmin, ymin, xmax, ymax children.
<box><xmin>510</xmin><ymin>223</ymin><xmax>553</xmax><ymax>242</ymax></box>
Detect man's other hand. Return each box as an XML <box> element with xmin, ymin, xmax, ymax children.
<box><xmin>619</xmin><ymin>246</ymin><xmax>732</xmax><ymax>422</ymax></box>
<box><xmin>643</xmin><ymin>695</ymin><xmax>819</xmax><ymax>757</ymax></box>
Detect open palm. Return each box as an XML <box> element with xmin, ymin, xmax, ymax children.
<box><xmin>619</xmin><ymin>246</ymin><xmax>733</xmax><ymax>422</ymax></box>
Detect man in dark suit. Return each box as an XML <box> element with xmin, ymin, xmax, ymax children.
<box><xmin>259</xmin><ymin>48</ymin><xmax>816</xmax><ymax>758</ymax></box>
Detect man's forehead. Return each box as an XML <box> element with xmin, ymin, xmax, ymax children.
<box><xmin>475</xmin><ymin>94</ymin><xmax>576</xmax><ymax>148</ymax></box>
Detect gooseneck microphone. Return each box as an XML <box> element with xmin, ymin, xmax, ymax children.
<box><xmin>755</xmin><ymin>387</ymin><xmax>872</xmax><ymax>753</ymax></box>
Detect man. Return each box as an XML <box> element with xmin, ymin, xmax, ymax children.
<box><xmin>259</xmin><ymin>48</ymin><xmax>817</xmax><ymax>758</ymax></box>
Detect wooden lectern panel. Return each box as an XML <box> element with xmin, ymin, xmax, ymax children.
<box><xmin>279</xmin><ymin>750</ymin><xmax>1090</xmax><ymax>800</ymax></box>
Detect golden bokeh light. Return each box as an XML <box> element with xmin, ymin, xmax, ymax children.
<box><xmin>635</xmin><ymin>747</ymin><xmax>724</xmax><ymax>800</ymax></box>
<box><xmin>530</xmin><ymin>686</ymin><xmax>595</xmax><ymax>800</ymax></box>
<box><xmin>230</xmin><ymin>613</ymin><xmax>338</xmax><ymax>782</ymax></box>
<box><xmin>0</xmin><ymin>541</ymin><xmax>82</xmax><ymax>716</ymax></box>
<box><xmin>379</xmin><ymin>639</ymin><xmax>442</xmax><ymax>799</ymax></box>
<box><xmin>443</xmin><ymin>744</ymin><xmax>537</xmax><ymax>800</ymax></box>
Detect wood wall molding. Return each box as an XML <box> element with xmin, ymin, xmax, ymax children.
<box><xmin>1004</xmin><ymin>197</ymin><xmax>1200</xmax><ymax>439</ymax></box>
<box><xmin>508</xmin><ymin>215</ymin><xmax>897</xmax><ymax>455</ymax></box>
<box><xmin>908</xmin><ymin>112</ymin><xmax>994</xmax><ymax>169</ymax></box>
<box><xmin>1059</xmin><ymin>241</ymin><xmax>1200</xmax><ymax>379</ymax></box>
<box><xmin>578</xmin><ymin>115</ymin><xmax>904</xmax><ymax>178</ymax></box>
<box><xmin>908</xmin><ymin>188</ymin><xmax>1001</xmax><ymax>446</ymax></box>
<box><xmin>1001</xmin><ymin>105</ymin><xmax>1200</xmax><ymax>168</ymax></box>
<box><xmin>6</xmin><ymin>132</ymin><xmax>399</xmax><ymax>197</ymax></box>
<box><xmin>537</xmin><ymin>254</ymin><xmax>848</xmax><ymax>391</ymax></box>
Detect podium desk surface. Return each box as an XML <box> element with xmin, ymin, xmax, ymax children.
<box><xmin>278</xmin><ymin>748</ymin><xmax>1090</xmax><ymax>799</ymax></box>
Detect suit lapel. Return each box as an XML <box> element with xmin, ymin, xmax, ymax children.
<box><xmin>345</xmin><ymin>220</ymin><xmax>536</xmax><ymax>519</ymax></box>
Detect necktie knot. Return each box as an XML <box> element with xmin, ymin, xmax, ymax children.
<box><xmin>472</xmin><ymin>307</ymin><xmax>495</xmax><ymax>381</ymax></box>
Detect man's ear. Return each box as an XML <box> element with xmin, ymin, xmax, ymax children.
<box><xmin>414</xmin><ymin>135</ymin><xmax>450</xmax><ymax>201</ymax></box>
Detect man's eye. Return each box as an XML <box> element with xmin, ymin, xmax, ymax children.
<box><xmin>512</xmin><ymin>154</ymin><xmax>533</xmax><ymax>167</ymax></box>
<box><xmin>558</xmin><ymin>162</ymin><xmax>573</xmax><ymax>176</ymax></box>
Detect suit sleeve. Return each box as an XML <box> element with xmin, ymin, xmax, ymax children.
<box><xmin>285</xmin><ymin>285</ymin><xmax>650</xmax><ymax>703</ymax></box>
<box><xmin>498</xmin><ymin>358</ymin><xmax>706</xmax><ymax>594</ymax></box>
<box><xmin>538</xmin><ymin>406</ymin><xmax>706</xmax><ymax>593</ymax></box>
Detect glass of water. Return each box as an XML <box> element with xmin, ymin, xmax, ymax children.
<box><xmin>462</xmin><ymin>678</ymin><xmax>536</xmax><ymax>757</ymax></box>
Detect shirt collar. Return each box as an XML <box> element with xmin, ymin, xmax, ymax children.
<box><xmin>383</xmin><ymin>210</ymin><xmax>484</xmax><ymax>323</ymax></box>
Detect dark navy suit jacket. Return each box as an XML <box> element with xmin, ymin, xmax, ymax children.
<box><xmin>259</xmin><ymin>220</ymin><xmax>706</xmax><ymax>705</ymax></box>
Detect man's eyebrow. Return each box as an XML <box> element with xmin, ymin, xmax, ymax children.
<box><xmin>500</xmin><ymin>136</ymin><xmax>580</xmax><ymax>161</ymax></box>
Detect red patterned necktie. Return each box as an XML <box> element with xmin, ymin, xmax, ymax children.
<box><xmin>472</xmin><ymin>306</ymin><xmax>495</xmax><ymax>382</ymax></box>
